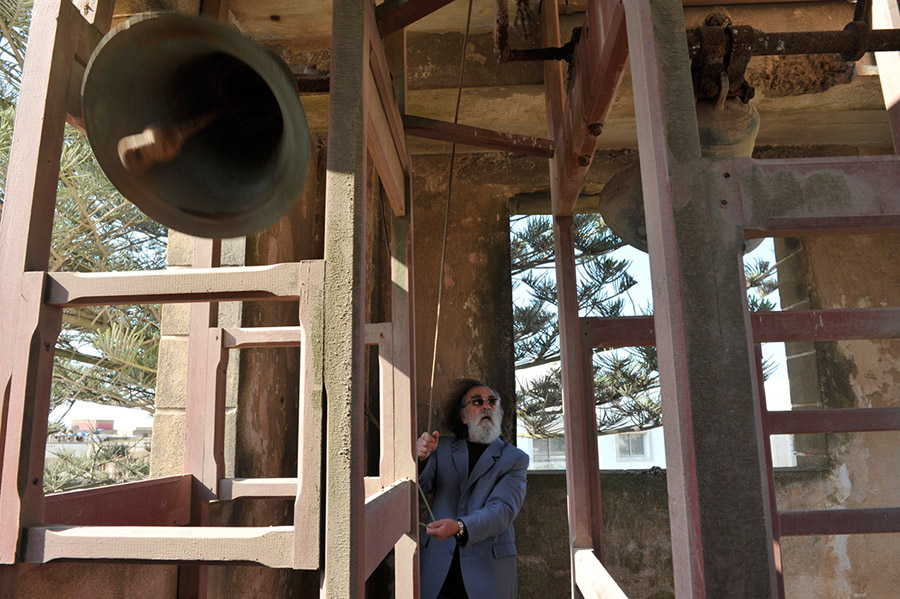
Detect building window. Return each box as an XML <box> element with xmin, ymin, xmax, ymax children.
<box><xmin>616</xmin><ymin>432</ymin><xmax>648</xmax><ymax>460</ymax></box>
<box><xmin>530</xmin><ymin>437</ymin><xmax>567</xmax><ymax>469</ymax></box>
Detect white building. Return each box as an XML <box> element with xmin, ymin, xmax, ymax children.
<box><xmin>518</xmin><ymin>426</ymin><xmax>796</xmax><ymax>471</ymax></box>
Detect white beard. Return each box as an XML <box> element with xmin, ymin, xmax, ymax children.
<box><xmin>467</xmin><ymin>408</ymin><xmax>502</xmax><ymax>444</ymax></box>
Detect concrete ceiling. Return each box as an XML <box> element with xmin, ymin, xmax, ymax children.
<box><xmin>113</xmin><ymin>1</ymin><xmax>895</xmax><ymax>160</ymax></box>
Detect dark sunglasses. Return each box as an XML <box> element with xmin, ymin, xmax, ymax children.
<box><xmin>464</xmin><ymin>396</ymin><xmax>500</xmax><ymax>408</ymax></box>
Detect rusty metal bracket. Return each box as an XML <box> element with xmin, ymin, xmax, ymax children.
<box><xmin>687</xmin><ymin>11</ymin><xmax>900</xmax><ymax>103</ymax></box>
<box><xmin>495</xmin><ymin>0</ymin><xmax>579</xmax><ymax>63</ymax></box>
<box><xmin>691</xmin><ymin>14</ymin><xmax>754</xmax><ymax>104</ymax></box>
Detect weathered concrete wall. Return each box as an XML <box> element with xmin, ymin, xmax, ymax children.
<box><xmin>412</xmin><ymin>152</ymin><xmax>540</xmax><ymax>440</ymax></box>
<box><xmin>517</xmin><ymin>471</ymin><xmax>675</xmax><ymax>599</ymax></box>
<box><xmin>775</xmin><ymin>233</ymin><xmax>900</xmax><ymax>599</ymax></box>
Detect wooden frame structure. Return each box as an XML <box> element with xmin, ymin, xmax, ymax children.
<box><xmin>0</xmin><ymin>0</ymin><xmax>419</xmax><ymax>597</ymax></box>
<box><xmin>542</xmin><ymin>0</ymin><xmax>900</xmax><ymax>597</ymax></box>
<box><xmin>4</xmin><ymin>0</ymin><xmax>900</xmax><ymax>598</ymax></box>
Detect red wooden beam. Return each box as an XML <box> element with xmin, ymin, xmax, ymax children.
<box><xmin>779</xmin><ymin>508</ymin><xmax>900</xmax><ymax>536</ymax></box>
<box><xmin>751</xmin><ymin>307</ymin><xmax>900</xmax><ymax>342</ymax></box>
<box><xmin>403</xmin><ymin>114</ymin><xmax>555</xmax><ymax>158</ymax></box>
<box><xmin>364</xmin><ymin>480</ymin><xmax>413</xmax><ymax>579</ymax></box>
<box><xmin>548</xmin><ymin>0</ymin><xmax>629</xmax><ymax>215</ymax></box>
<box><xmin>581</xmin><ymin>315</ymin><xmax>656</xmax><ymax>348</ymax></box>
<box><xmin>582</xmin><ymin>308</ymin><xmax>900</xmax><ymax>349</ymax></box>
<box><xmin>554</xmin><ymin>216</ymin><xmax>604</xmax><ymax>552</ymax></box>
<box><xmin>366</xmin><ymin>0</ymin><xmax>410</xmax><ymax>216</ymax></box>
<box><xmin>222</xmin><ymin>326</ymin><xmax>303</xmax><ymax>349</ymax></box>
<box><xmin>766</xmin><ymin>407</ymin><xmax>900</xmax><ymax>435</ymax></box>
<box><xmin>376</xmin><ymin>0</ymin><xmax>455</xmax><ymax>38</ymax></box>
<box><xmin>44</xmin><ymin>475</ymin><xmax>192</xmax><ymax>526</ymax></box>
<box><xmin>218</xmin><ymin>478</ymin><xmax>296</xmax><ymax>499</ymax></box>
<box><xmin>753</xmin><ymin>344</ymin><xmax>786</xmax><ymax>597</ymax></box>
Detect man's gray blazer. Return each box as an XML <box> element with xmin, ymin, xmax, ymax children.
<box><xmin>418</xmin><ymin>436</ymin><xmax>529</xmax><ymax>599</ymax></box>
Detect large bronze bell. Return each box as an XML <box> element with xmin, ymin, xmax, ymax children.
<box><xmin>598</xmin><ymin>97</ymin><xmax>761</xmax><ymax>253</ymax></box>
<box><xmin>82</xmin><ymin>14</ymin><xmax>311</xmax><ymax>238</ymax></box>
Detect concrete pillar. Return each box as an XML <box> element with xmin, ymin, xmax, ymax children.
<box><xmin>411</xmin><ymin>152</ymin><xmax>517</xmax><ymax>441</ymax></box>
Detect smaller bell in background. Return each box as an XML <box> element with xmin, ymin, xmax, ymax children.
<box><xmin>598</xmin><ymin>97</ymin><xmax>761</xmax><ymax>253</ymax></box>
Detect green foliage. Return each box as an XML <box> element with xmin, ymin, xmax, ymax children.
<box><xmin>745</xmin><ymin>257</ymin><xmax>779</xmax><ymax>312</ymax></box>
<box><xmin>512</xmin><ymin>214</ymin><xmax>634</xmax><ymax>369</ymax></box>
<box><xmin>512</xmin><ymin>213</ymin><xmax>655</xmax><ymax>438</ymax></box>
<box><xmin>512</xmin><ymin>214</ymin><xmax>778</xmax><ymax>440</ymax></box>
<box><xmin>44</xmin><ymin>437</ymin><xmax>151</xmax><ymax>493</ymax></box>
<box><xmin>0</xmin><ymin>0</ymin><xmax>30</xmax><ymax>102</ymax></box>
<box><xmin>0</xmin><ymin>2</ymin><xmax>165</xmax><ymax>421</ymax></box>
<box><xmin>0</xmin><ymin>3</ymin><xmax>164</xmax><ymax>489</ymax></box>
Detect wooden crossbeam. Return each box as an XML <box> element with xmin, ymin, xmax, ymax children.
<box><xmin>24</xmin><ymin>525</ymin><xmax>295</xmax><ymax>567</ymax></box>
<box><xmin>544</xmin><ymin>0</ymin><xmax>628</xmax><ymax>216</ymax></box>
<box><xmin>366</xmin><ymin>0</ymin><xmax>410</xmax><ymax>217</ymax></box>
<box><xmin>779</xmin><ymin>508</ymin><xmax>900</xmax><ymax>536</ymax></box>
<box><xmin>364</xmin><ymin>480</ymin><xmax>413</xmax><ymax>579</ymax></box>
<box><xmin>222</xmin><ymin>327</ymin><xmax>303</xmax><ymax>349</ymax></box>
<box><xmin>45</xmin><ymin>475</ymin><xmax>191</xmax><ymax>526</ymax></box>
<box><xmin>767</xmin><ymin>407</ymin><xmax>900</xmax><ymax>435</ymax></box>
<box><xmin>375</xmin><ymin>0</ymin><xmax>455</xmax><ymax>38</ymax></box>
<box><xmin>582</xmin><ymin>307</ymin><xmax>900</xmax><ymax>349</ymax></box>
<box><xmin>72</xmin><ymin>7</ymin><xmax>103</xmax><ymax>66</ymax></box>
<box><xmin>364</xmin><ymin>476</ymin><xmax>384</xmax><ymax>498</ymax></box>
<box><xmin>403</xmin><ymin>115</ymin><xmax>555</xmax><ymax>157</ymax></box>
<box><xmin>45</xmin><ymin>263</ymin><xmax>310</xmax><ymax>306</ymax></box>
<box><xmin>218</xmin><ymin>478</ymin><xmax>297</xmax><ymax>499</ymax></box>
<box><xmin>573</xmin><ymin>548</ymin><xmax>628</xmax><ymax>599</ymax></box>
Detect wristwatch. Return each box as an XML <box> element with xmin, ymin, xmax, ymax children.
<box><xmin>455</xmin><ymin>519</ymin><xmax>466</xmax><ymax>541</ymax></box>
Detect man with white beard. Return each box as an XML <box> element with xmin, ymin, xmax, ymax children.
<box><xmin>416</xmin><ymin>379</ymin><xmax>529</xmax><ymax>599</ymax></box>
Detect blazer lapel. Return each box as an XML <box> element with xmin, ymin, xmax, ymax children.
<box><xmin>463</xmin><ymin>438</ymin><xmax>504</xmax><ymax>496</ymax></box>
<box><xmin>451</xmin><ymin>437</ymin><xmax>468</xmax><ymax>495</ymax></box>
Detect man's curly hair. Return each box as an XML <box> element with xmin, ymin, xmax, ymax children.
<box><xmin>445</xmin><ymin>378</ymin><xmax>490</xmax><ymax>439</ymax></box>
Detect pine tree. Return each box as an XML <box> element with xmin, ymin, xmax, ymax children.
<box><xmin>511</xmin><ymin>213</ymin><xmax>661</xmax><ymax>438</ymax></box>
<box><xmin>1</xmin><ymin>2</ymin><xmax>162</xmax><ymax>488</ymax></box>
<box><xmin>511</xmin><ymin>213</ymin><xmax>778</xmax><ymax>439</ymax></box>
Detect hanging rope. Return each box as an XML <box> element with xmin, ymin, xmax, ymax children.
<box><xmin>426</xmin><ymin>0</ymin><xmax>475</xmax><ymax>432</ymax></box>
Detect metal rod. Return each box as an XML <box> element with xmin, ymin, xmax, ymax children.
<box><xmin>686</xmin><ymin>25</ymin><xmax>900</xmax><ymax>59</ymax></box>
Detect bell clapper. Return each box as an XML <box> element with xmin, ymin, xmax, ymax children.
<box><xmin>117</xmin><ymin>111</ymin><xmax>218</xmax><ymax>174</ymax></box>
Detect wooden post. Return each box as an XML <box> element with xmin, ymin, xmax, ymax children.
<box><xmin>624</xmin><ymin>0</ymin><xmax>777</xmax><ymax>596</ymax></box>
<box><xmin>552</xmin><ymin>216</ymin><xmax>603</xmax><ymax>551</ymax></box>
<box><xmin>0</xmin><ymin>0</ymin><xmax>82</xmax><ymax>579</ymax></box>
<box><xmin>294</xmin><ymin>261</ymin><xmax>325</xmax><ymax>570</ymax></box>
<box><xmin>383</xmin><ymin>23</ymin><xmax>419</xmax><ymax>594</ymax></box>
<box><xmin>390</xmin><ymin>215</ymin><xmax>420</xmax><ymax>596</ymax></box>
<box><xmin>543</xmin><ymin>2</ymin><xmax>603</xmax><ymax>596</ymax></box>
<box><xmin>0</xmin><ymin>275</ymin><xmax>63</xmax><ymax>587</ymax></box>
<box><xmin>324</xmin><ymin>0</ymin><xmax>369</xmax><ymax>595</ymax></box>
<box><xmin>180</xmin><ymin>237</ymin><xmax>221</xmax><ymax>599</ymax></box>
<box><xmin>184</xmin><ymin>238</ymin><xmax>222</xmax><ymax>497</ymax></box>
